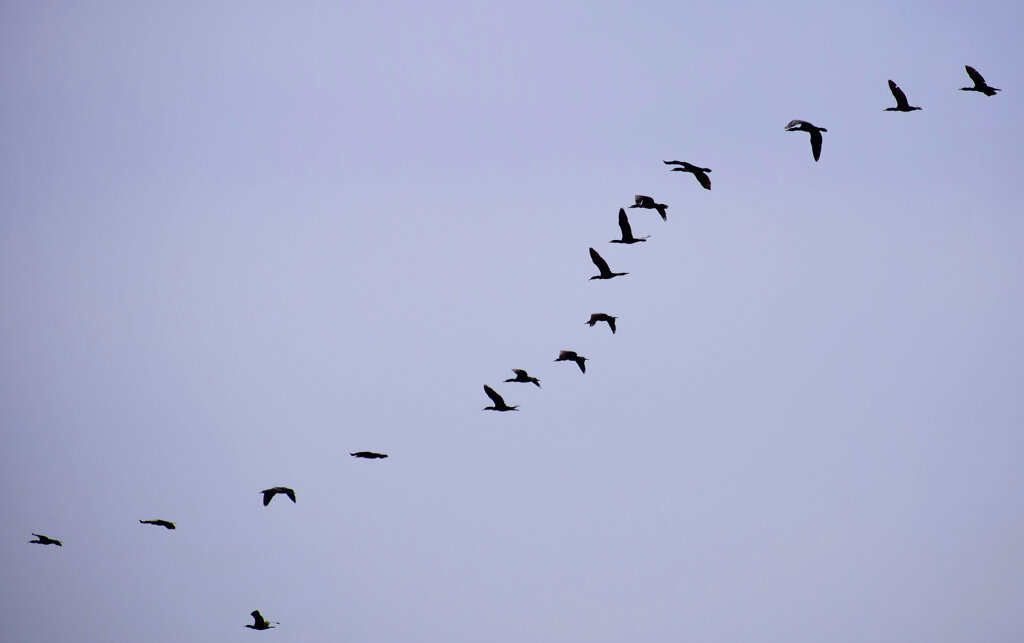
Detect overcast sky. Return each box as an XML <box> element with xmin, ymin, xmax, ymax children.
<box><xmin>3</xmin><ymin>2</ymin><xmax>1023</xmax><ymax>641</ymax></box>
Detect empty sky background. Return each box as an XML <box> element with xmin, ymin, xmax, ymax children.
<box><xmin>2</xmin><ymin>2</ymin><xmax>1023</xmax><ymax>641</ymax></box>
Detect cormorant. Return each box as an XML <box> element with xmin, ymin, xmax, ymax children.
<box><xmin>885</xmin><ymin>80</ymin><xmax>922</xmax><ymax>111</ymax></box>
<box><xmin>555</xmin><ymin>350</ymin><xmax>588</xmax><ymax>373</ymax></box>
<box><xmin>139</xmin><ymin>519</ymin><xmax>176</xmax><ymax>530</ymax></box>
<box><xmin>961</xmin><ymin>65</ymin><xmax>1000</xmax><ymax>96</ymax></box>
<box><xmin>589</xmin><ymin>247</ymin><xmax>627</xmax><ymax>280</ymax></box>
<box><xmin>610</xmin><ymin>208</ymin><xmax>648</xmax><ymax>244</ymax></box>
<box><xmin>504</xmin><ymin>369</ymin><xmax>541</xmax><ymax>387</ymax></box>
<box><xmin>784</xmin><ymin>120</ymin><xmax>828</xmax><ymax>162</ymax></box>
<box><xmin>350</xmin><ymin>451</ymin><xmax>388</xmax><ymax>459</ymax></box>
<box><xmin>245</xmin><ymin>610</ymin><xmax>278</xmax><ymax>630</ymax></box>
<box><xmin>29</xmin><ymin>533</ymin><xmax>62</xmax><ymax>546</ymax></box>
<box><xmin>629</xmin><ymin>195</ymin><xmax>668</xmax><ymax>221</ymax></box>
<box><xmin>260</xmin><ymin>487</ymin><xmax>296</xmax><ymax>506</ymax></box>
<box><xmin>664</xmin><ymin>160</ymin><xmax>711</xmax><ymax>190</ymax></box>
<box><xmin>483</xmin><ymin>384</ymin><xmax>519</xmax><ymax>411</ymax></box>
<box><xmin>586</xmin><ymin>313</ymin><xmax>617</xmax><ymax>334</ymax></box>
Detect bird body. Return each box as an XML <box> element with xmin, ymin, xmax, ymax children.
<box><xmin>260</xmin><ymin>486</ymin><xmax>296</xmax><ymax>506</ymax></box>
<box><xmin>961</xmin><ymin>65</ymin><xmax>1000</xmax><ymax>96</ymax></box>
<box><xmin>139</xmin><ymin>519</ymin><xmax>176</xmax><ymax>530</ymax></box>
<box><xmin>30</xmin><ymin>533</ymin><xmax>62</xmax><ymax>546</ymax></box>
<box><xmin>610</xmin><ymin>208</ymin><xmax>648</xmax><ymax>244</ymax></box>
<box><xmin>350</xmin><ymin>451</ymin><xmax>388</xmax><ymax>459</ymax></box>
<box><xmin>245</xmin><ymin>610</ymin><xmax>278</xmax><ymax>630</ymax></box>
<box><xmin>483</xmin><ymin>384</ymin><xmax>519</xmax><ymax>411</ymax></box>
<box><xmin>555</xmin><ymin>350</ymin><xmax>588</xmax><ymax>373</ymax></box>
<box><xmin>784</xmin><ymin>120</ymin><xmax>827</xmax><ymax>161</ymax></box>
<box><xmin>885</xmin><ymin>79</ymin><xmax>922</xmax><ymax>111</ymax></box>
<box><xmin>586</xmin><ymin>313</ymin><xmax>617</xmax><ymax>334</ymax></box>
<box><xmin>629</xmin><ymin>194</ymin><xmax>668</xmax><ymax>221</ymax></box>
<box><xmin>588</xmin><ymin>247</ymin><xmax>627</xmax><ymax>280</ymax></box>
<box><xmin>504</xmin><ymin>369</ymin><xmax>540</xmax><ymax>387</ymax></box>
<box><xmin>664</xmin><ymin>160</ymin><xmax>711</xmax><ymax>190</ymax></box>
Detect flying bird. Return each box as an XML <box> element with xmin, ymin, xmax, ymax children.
<box><xmin>629</xmin><ymin>195</ymin><xmax>668</xmax><ymax>221</ymax></box>
<box><xmin>260</xmin><ymin>486</ymin><xmax>296</xmax><ymax>506</ymax></box>
<box><xmin>244</xmin><ymin>610</ymin><xmax>278</xmax><ymax>630</ymax></box>
<box><xmin>29</xmin><ymin>533</ymin><xmax>62</xmax><ymax>546</ymax></box>
<box><xmin>555</xmin><ymin>350</ymin><xmax>588</xmax><ymax>373</ymax></box>
<box><xmin>610</xmin><ymin>208</ymin><xmax>648</xmax><ymax>244</ymax></box>
<box><xmin>483</xmin><ymin>384</ymin><xmax>518</xmax><ymax>411</ymax></box>
<box><xmin>664</xmin><ymin>160</ymin><xmax>711</xmax><ymax>190</ymax></box>
<box><xmin>784</xmin><ymin>120</ymin><xmax>828</xmax><ymax>162</ymax></box>
<box><xmin>960</xmin><ymin>65</ymin><xmax>1000</xmax><ymax>96</ymax></box>
<box><xmin>586</xmin><ymin>313</ymin><xmax>617</xmax><ymax>334</ymax></box>
<box><xmin>885</xmin><ymin>79</ymin><xmax>922</xmax><ymax>111</ymax></box>
<box><xmin>139</xmin><ymin>519</ymin><xmax>176</xmax><ymax>530</ymax></box>
<box><xmin>504</xmin><ymin>369</ymin><xmax>541</xmax><ymax>387</ymax></box>
<box><xmin>589</xmin><ymin>247</ymin><xmax>627</xmax><ymax>280</ymax></box>
<box><xmin>350</xmin><ymin>451</ymin><xmax>388</xmax><ymax>459</ymax></box>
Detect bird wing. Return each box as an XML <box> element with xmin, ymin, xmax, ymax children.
<box><xmin>617</xmin><ymin>209</ymin><xmax>634</xmax><ymax>239</ymax></box>
<box><xmin>784</xmin><ymin>119</ymin><xmax>806</xmax><ymax>131</ymax></box>
<box><xmin>693</xmin><ymin>169</ymin><xmax>711</xmax><ymax>190</ymax></box>
<box><xmin>484</xmin><ymin>384</ymin><xmax>505</xmax><ymax>407</ymax></box>
<box><xmin>261</xmin><ymin>489</ymin><xmax>274</xmax><ymax>505</ymax></box>
<box><xmin>965</xmin><ymin>65</ymin><xmax>986</xmax><ymax>86</ymax></box>
<box><xmin>589</xmin><ymin>247</ymin><xmax>611</xmax><ymax>275</ymax></box>
<box><xmin>633</xmin><ymin>194</ymin><xmax>648</xmax><ymax>206</ymax></box>
<box><xmin>663</xmin><ymin>160</ymin><xmax>685</xmax><ymax>166</ymax></box>
<box><xmin>557</xmin><ymin>350</ymin><xmax>575</xmax><ymax>360</ymax></box>
<box><xmin>608</xmin><ymin>318</ymin><xmax>616</xmax><ymax>333</ymax></box>
<box><xmin>888</xmin><ymin>80</ymin><xmax>909</xmax><ymax>107</ymax></box>
<box><xmin>810</xmin><ymin>129</ymin><xmax>823</xmax><ymax>161</ymax></box>
<box><xmin>576</xmin><ymin>357</ymin><xmax>587</xmax><ymax>373</ymax></box>
<box><xmin>283</xmin><ymin>488</ymin><xmax>296</xmax><ymax>503</ymax></box>
<box><xmin>251</xmin><ymin>611</ymin><xmax>265</xmax><ymax>626</ymax></box>
<box><xmin>512</xmin><ymin>369</ymin><xmax>528</xmax><ymax>378</ymax></box>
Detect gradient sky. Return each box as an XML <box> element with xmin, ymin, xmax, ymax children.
<box><xmin>3</xmin><ymin>2</ymin><xmax>1023</xmax><ymax>641</ymax></box>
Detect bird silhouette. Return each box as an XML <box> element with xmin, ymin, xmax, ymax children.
<box><xmin>960</xmin><ymin>65</ymin><xmax>1000</xmax><ymax>96</ymax></box>
<box><xmin>664</xmin><ymin>160</ymin><xmax>711</xmax><ymax>190</ymax></box>
<box><xmin>350</xmin><ymin>451</ymin><xmax>388</xmax><ymax>459</ymax></box>
<box><xmin>586</xmin><ymin>313</ymin><xmax>617</xmax><ymax>334</ymax></box>
<box><xmin>244</xmin><ymin>610</ymin><xmax>278</xmax><ymax>630</ymax></box>
<box><xmin>29</xmin><ymin>533</ymin><xmax>62</xmax><ymax>546</ymax></box>
<box><xmin>885</xmin><ymin>79</ymin><xmax>922</xmax><ymax>111</ymax></box>
<box><xmin>483</xmin><ymin>384</ymin><xmax>519</xmax><ymax>411</ymax></box>
<box><xmin>260</xmin><ymin>487</ymin><xmax>296</xmax><ymax>506</ymax></box>
<box><xmin>629</xmin><ymin>195</ymin><xmax>668</xmax><ymax>221</ymax></box>
<box><xmin>555</xmin><ymin>350</ymin><xmax>588</xmax><ymax>373</ymax></box>
<box><xmin>589</xmin><ymin>247</ymin><xmax>627</xmax><ymax>280</ymax></box>
<box><xmin>784</xmin><ymin>120</ymin><xmax>828</xmax><ymax>162</ymax></box>
<box><xmin>504</xmin><ymin>369</ymin><xmax>541</xmax><ymax>387</ymax></box>
<box><xmin>139</xmin><ymin>519</ymin><xmax>176</xmax><ymax>530</ymax></box>
<box><xmin>610</xmin><ymin>208</ymin><xmax>648</xmax><ymax>244</ymax></box>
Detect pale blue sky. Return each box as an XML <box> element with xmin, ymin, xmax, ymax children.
<box><xmin>3</xmin><ymin>2</ymin><xmax>1023</xmax><ymax>641</ymax></box>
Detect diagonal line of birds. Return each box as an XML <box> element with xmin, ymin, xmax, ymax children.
<box><xmin>25</xmin><ymin>65</ymin><xmax>1002</xmax><ymax>632</ymax></box>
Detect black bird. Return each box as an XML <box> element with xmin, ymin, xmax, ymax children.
<box><xmin>589</xmin><ymin>247</ymin><xmax>627</xmax><ymax>280</ymax></box>
<box><xmin>483</xmin><ymin>384</ymin><xmax>518</xmax><ymax>411</ymax></box>
<box><xmin>139</xmin><ymin>519</ymin><xmax>176</xmax><ymax>530</ymax></box>
<box><xmin>260</xmin><ymin>486</ymin><xmax>296</xmax><ymax>506</ymax></box>
<box><xmin>629</xmin><ymin>194</ymin><xmax>668</xmax><ymax>221</ymax></box>
<box><xmin>245</xmin><ymin>610</ymin><xmax>278</xmax><ymax>630</ymax></box>
<box><xmin>586</xmin><ymin>313</ymin><xmax>617</xmax><ymax>334</ymax></box>
<box><xmin>504</xmin><ymin>369</ymin><xmax>541</xmax><ymax>387</ymax></box>
<box><xmin>961</xmin><ymin>65</ymin><xmax>1000</xmax><ymax>96</ymax></box>
<box><xmin>29</xmin><ymin>533</ymin><xmax>62</xmax><ymax>546</ymax></box>
<box><xmin>350</xmin><ymin>451</ymin><xmax>388</xmax><ymax>459</ymax></box>
<box><xmin>664</xmin><ymin>160</ymin><xmax>711</xmax><ymax>190</ymax></box>
<box><xmin>610</xmin><ymin>208</ymin><xmax>648</xmax><ymax>244</ymax></box>
<box><xmin>784</xmin><ymin>120</ymin><xmax>828</xmax><ymax>162</ymax></box>
<box><xmin>555</xmin><ymin>350</ymin><xmax>588</xmax><ymax>373</ymax></box>
<box><xmin>885</xmin><ymin>79</ymin><xmax>922</xmax><ymax>111</ymax></box>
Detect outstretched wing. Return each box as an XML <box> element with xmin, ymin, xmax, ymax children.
<box><xmin>283</xmin><ymin>488</ymin><xmax>296</xmax><ymax>503</ymax></box>
<box><xmin>484</xmin><ymin>384</ymin><xmax>505</xmax><ymax>407</ymax></box>
<box><xmin>512</xmin><ymin>369</ymin><xmax>528</xmax><ymax>378</ymax></box>
<box><xmin>888</xmin><ymin>79</ymin><xmax>909</xmax><ymax>107</ymax></box>
<box><xmin>617</xmin><ymin>209</ymin><xmax>634</xmax><ymax>239</ymax></box>
<box><xmin>589</xmin><ymin>247</ymin><xmax>611</xmax><ymax>275</ymax></box>
<box><xmin>965</xmin><ymin>65</ymin><xmax>986</xmax><ymax>86</ymax></box>
<box><xmin>693</xmin><ymin>169</ymin><xmax>711</xmax><ymax>190</ymax></box>
<box><xmin>663</xmin><ymin>160</ymin><xmax>685</xmax><ymax>166</ymax></box>
<box><xmin>633</xmin><ymin>194</ymin><xmax>648</xmax><ymax>207</ymax></box>
<box><xmin>784</xmin><ymin>119</ymin><xmax>807</xmax><ymax>131</ymax></box>
<box><xmin>809</xmin><ymin>129</ymin><xmax>823</xmax><ymax>161</ymax></box>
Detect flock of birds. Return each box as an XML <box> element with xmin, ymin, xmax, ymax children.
<box><xmin>27</xmin><ymin>65</ymin><xmax>1002</xmax><ymax>632</ymax></box>
<box><xmin>481</xmin><ymin>66</ymin><xmax>1001</xmax><ymax>415</ymax></box>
